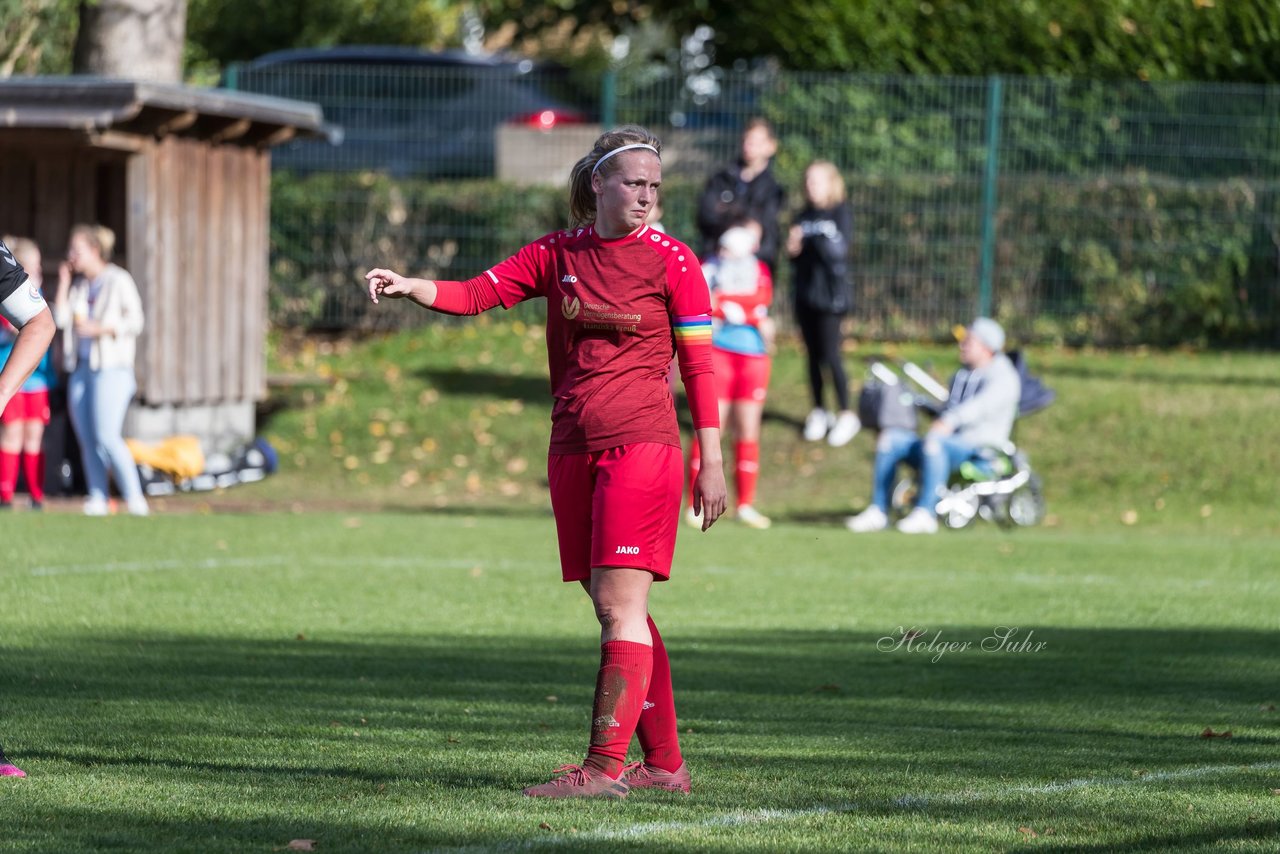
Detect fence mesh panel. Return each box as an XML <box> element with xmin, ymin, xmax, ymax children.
<box><xmin>228</xmin><ymin>61</ymin><xmax>1280</xmax><ymax>344</ymax></box>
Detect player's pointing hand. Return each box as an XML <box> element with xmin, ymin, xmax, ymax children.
<box><xmin>365</xmin><ymin>268</ymin><xmax>414</xmax><ymax>304</ymax></box>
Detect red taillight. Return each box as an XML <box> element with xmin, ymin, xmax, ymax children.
<box><xmin>511</xmin><ymin>110</ymin><xmax>585</xmax><ymax>131</ymax></box>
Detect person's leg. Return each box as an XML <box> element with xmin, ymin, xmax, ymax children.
<box><xmin>0</xmin><ymin>419</ymin><xmax>21</xmax><ymax>504</ymax></box>
<box><xmin>795</xmin><ymin>308</ymin><xmax>825</xmax><ymax>411</ymax></box>
<box><xmin>68</xmin><ymin>366</ymin><xmax>109</xmax><ymax>506</ymax></box>
<box><xmin>731</xmin><ymin>400</ymin><xmax>764</xmax><ymax>509</ymax></box>
<box><xmin>871</xmin><ymin>429</ymin><xmax>922</xmax><ymax>512</ymax></box>
<box><xmin>917</xmin><ymin>435</ymin><xmax>979</xmax><ymax>511</ymax></box>
<box><xmin>819</xmin><ymin>313</ymin><xmax>851</xmax><ymax>412</ymax></box>
<box><xmin>21</xmin><ymin>419</ymin><xmax>46</xmax><ymax>505</ymax></box>
<box><xmin>626</xmin><ymin>613</ymin><xmax>690</xmax><ymax>791</ymax></box>
<box><xmin>92</xmin><ymin>368</ymin><xmax>147</xmax><ymax>513</ymax></box>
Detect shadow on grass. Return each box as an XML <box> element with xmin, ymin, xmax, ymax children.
<box><xmin>415</xmin><ymin>368</ymin><xmax>551</xmax><ymax>404</ymax></box>
<box><xmin>1043</xmin><ymin>362</ymin><xmax>1280</xmax><ymax>390</ymax></box>
<box><xmin>5</xmin><ymin>626</ymin><xmax>1278</xmax><ymax>851</ymax></box>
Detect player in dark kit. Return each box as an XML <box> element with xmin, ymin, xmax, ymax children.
<box><xmin>0</xmin><ymin>236</ymin><xmax>56</xmax><ymax>778</ymax></box>
<box><xmin>366</xmin><ymin>126</ymin><xmax>726</xmax><ymax>798</ymax></box>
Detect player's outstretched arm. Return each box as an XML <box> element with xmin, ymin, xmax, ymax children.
<box><xmin>691</xmin><ymin>426</ymin><xmax>727</xmax><ymax>531</ymax></box>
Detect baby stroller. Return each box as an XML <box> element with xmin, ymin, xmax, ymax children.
<box><xmin>857</xmin><ymin>352</ymin><xmax>1054</xmax><ymax>530</ymax></box>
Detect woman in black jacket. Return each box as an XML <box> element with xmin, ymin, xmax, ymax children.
<box><xmin>696</xmin><ymin>118</ymin><xmax>786</xmax><ymax>273</ymax></box>
<box><xmin>787</xmin><ymin>161</ymin><xmax>860</xmax><ymax>447</ymax></box>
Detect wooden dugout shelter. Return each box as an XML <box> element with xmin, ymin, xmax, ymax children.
<box><xmin>0</xmin><ymin>77</ymin><xmax>329</xmax><ymax>450</ymax></box>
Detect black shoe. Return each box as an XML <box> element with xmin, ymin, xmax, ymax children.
<box><xmin>29</xmin><ymin>500</ymin><xmax>42</xmax><ymax>512</ymax></box>
<box><xmin>0</xmin><ymin>499</ymin><xmax>11</xmax><ymax>510</ymax></box>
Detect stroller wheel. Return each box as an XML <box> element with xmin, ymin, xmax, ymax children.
<box><xmin>1008</xmin><ymin>475</ymin><xmax>1046</xmax><ymax>527</ymax></box>
<box><xmin>943</xmin><ymin>495</ymin><xmax>980</xmax><ymax>529</ymax></box>
<box><xmin>890</xmin><ymin>476</ymin><xmax>918</xmax><ymax>522</ymax></box>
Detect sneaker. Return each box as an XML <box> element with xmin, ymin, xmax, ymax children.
<box><xmin>802</xmin><ymin>408</ymin><xmax>832</xmax><ymax>442</ymax></box>
<box><xmin>683</xmin><ymin>507</ymin><xmax>703</xmax><ymax>529</ymax></box>
<box><xmin>0</xmin><ymin>745</ymin><xmax>24</xmax><ymax>778</ymax></box>
<box><xmin>896</xmin><ymin>507</ymin><xmax>939</xmax><ymax>534</ymax></box>
<box><xmin>126</xmin><ymin>497</ymin><xmax>150</xmax><ymax>517</ymax></box>
<box><xmin>845</xmin><ymin>505</ymin><xmax>888</xmax><ymax>533</ymax></box>
<box><xmin>522</xmin><ymin>764</ymin><xmax>629</xmax><ymax>799</ymax></box>
<box><xmin>83</xmin><ymin>496</ymin><xmax>109</xmax><ymax>516</ymax></box>
<box><xmin>29</xmin><ymin>500</ymin><xmax>42</xmax><ymax>512</ymax></box>
<box><xmin>736</xmin><ymin>504</ymin><xmax>772</xmax><ymax>530</ymax></box>
<box><xmin>623</xmin><ymin>760</ymin><xmax>691</xmax><ymax>794</ymax></box>
<box><xmin>827</xmin><ymin>411</ymin><xmax>861</xmax><ymax>448</ymax></box>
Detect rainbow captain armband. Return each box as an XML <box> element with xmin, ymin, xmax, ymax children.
<box><xmin>672</xmin><ymin>315</ymin><xmax>713</xmax><ymax>344</ymax></box>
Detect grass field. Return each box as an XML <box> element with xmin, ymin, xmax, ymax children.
<box><xmin>2</xmin><ymin>322</ymin><xmax>1279</xmax><ymax>851</ymax></box>
<box><xmin>2</xmin><ymin>511</ymin><xmax>1278</xmax><ymax>852</ymax></box>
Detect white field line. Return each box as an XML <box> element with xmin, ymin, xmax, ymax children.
<box><xmin>443</xmin><ymin>760</ymin><xmax>1280</xmax><ymax>853</ymax></box>
<box><xmin>29</xmin><ymin>555</ymin><xmax>555</xmax><ymax>577</ymax></box>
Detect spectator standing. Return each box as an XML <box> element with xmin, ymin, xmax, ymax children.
<box><xmin>787</xmin><ymin>160</ymin><xmax>860</xmax><ymax>448</ymax></box>
<box><xmin>0</xmin><ymin>238</ymin><xmax>55</xmax><ymax>510</ymax></box>
<box><xmin>54</xmin><ymin>224</ymin><xmax>149</xmax><ymax>517</ymax></box>
<box><xmin>696</xmin><ymin>117</ymin><xmax>786</xmax><ymax>273</ymax></box>
<box><xmin>846</xmin><ymin>318</ymin><xmax>1021</xmax><ymax>535</ymax></box>
<box><xmin>686</xmin><ymin>222</ymin><xmax>775</xmax><ymax>529</ymax></box>
<box><xmin>366</xmin><ymin>126</ymin><xmax>726</xmax><ymax>798</ymax></box>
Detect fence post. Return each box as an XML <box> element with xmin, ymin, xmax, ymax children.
<box><xmin>978</xmin><ymin>75</ymin><xmax>1003</xmax><ymax>318</ymax></box>
<box><xmin>224</xmin><ymin>62</ymin><xmax>239</xmax><ymax>91</ymax></box>
<box><xmin>601</xmin><ymin>68</ymin><xmax>617</xmax><ymax>129</ymax></box>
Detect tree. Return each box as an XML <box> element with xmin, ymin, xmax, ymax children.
<box><xmin>185</xmin><ymin>0</ymin><xmax>465</xmax><ymax>69</ymax></box>
<box><xmin>0</xmin><ymin>0</ymin><xmax>79</xmax><ymax>76</ymax></box>
<box><xmin>478</xmin><ymin>0</ymin><xmax>1280</xmax><ymax>83</ymax></box>
<box><xmin>73</xmin><ymin>0</ymin><xmax>189</xmax><ymax>82</ymax></box>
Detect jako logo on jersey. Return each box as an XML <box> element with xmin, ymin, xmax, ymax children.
<box><xmin>561</xmin><ymin>296</ymin><xmax>581</xmax><ymax>319</ymax></box>
<box><xmin>561</xmin><ymin>274</ymin><xmax>578</xmax><ymax>283</ymax></box>
<box><xmin>615</xmin><ymin>545</ymin><xmax>640</xmax><ymax>555</ymax></box>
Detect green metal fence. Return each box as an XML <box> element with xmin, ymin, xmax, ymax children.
<box><xmin>235</xmin><ymin>62</ymin><xmax>1280</xmax><ymax>345</ymax></box>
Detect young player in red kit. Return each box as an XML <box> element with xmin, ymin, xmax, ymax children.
<box><xmin>0</xmin><ymin>235</ymin><xmax>57</xmax><ymax>779</ymax></box>
<box><xmin>366</xmin><ymin>126</ymin><xmax>727</xmax><ymax>798</ymax></box>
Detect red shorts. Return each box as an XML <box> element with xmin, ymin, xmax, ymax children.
<box><xmin>547</xmin><ymin>442</ymin><xmax>683</xmax><ymax>583</ymax></box>
<box><xmin>713</xmin><ymin>348</ymin><xmax>771</xmax><ymax>403</ymax></box>
<box><xmin>1</xmin><ymin>389</ymin><xmax>50</xmax><ymax>425</ymax></box>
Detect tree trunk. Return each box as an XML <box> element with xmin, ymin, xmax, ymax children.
<box><xmin>73</xmin><ymin>0</ymin><xmax>188</xmax><ymax>82</ymax></box>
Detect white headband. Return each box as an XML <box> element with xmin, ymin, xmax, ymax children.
<box><xmin>591</xmin><ymin>143</ymin><xmax>660</xmax><ymax>175</ymax></box>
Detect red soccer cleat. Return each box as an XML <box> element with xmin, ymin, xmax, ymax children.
<box><xmin>622</xmin><ymin>760</ymin><xmax>691</xmax><ymax>794</ymax></box>
<box><xmin>522</xmin><ymin>764</ymin><xmax>629</xmax><ymax>799</ymax></box>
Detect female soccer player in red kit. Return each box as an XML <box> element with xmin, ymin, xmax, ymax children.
<box><xmin>366</xmin><ymin>126</ymin><xmax>727</xmax><ymax>798</ymax></box>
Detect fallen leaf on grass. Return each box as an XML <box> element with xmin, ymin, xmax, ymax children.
<box><xmin>545</xmin><ymin>695</ymin><xmax>558</xmax><ymax>703</ymax></box>
<box><xmin>1260</xmin><ymin>704</ymin><xmax>1276</xmax><ymax>712</ymax></box>
<box><xmin>447</xmin><ymin>737</ymin><xmax>460</xmax><ymax>743</ymax></box>
<box><xmin>1270</xmin><ymin>789</ymin><xmax>1280</xmax><ymax>796</ymax></box>
<box><xmin>287</xmin><ymin>841</ymin><xmax>317</xmax><ymax>852</ymax></box>
<box><xmin>1017</xmin><ymin>826</ymin><xmax>1038</xmax><ymax>837</ymax></box>
<box><xmin>1200</xmin><ymin>727</ymin><xmax>1232</xmax><ymax>739</ymax></box>
<box><xmin>538</xmin><ymin>822</ymin><xmax>553</xmax><ymax>831</ymax></box>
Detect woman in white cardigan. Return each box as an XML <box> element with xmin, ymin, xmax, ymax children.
<box><xmin>54</xmin><ymin>224</ymin><xmax>148</xmax><ymax>516</ymax></box>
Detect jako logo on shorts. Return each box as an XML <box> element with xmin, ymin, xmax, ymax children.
<box><xmin>615</xmin><ymin>545</ymin><xmax>640</xmax><ymax>555</ymax></box>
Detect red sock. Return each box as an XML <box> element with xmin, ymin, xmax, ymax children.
<box><xmin>0</xmin><ymin>451</ymin><xmax>18</xmax><ymax>502</ymax></box>
<box><xmin>584</xmin><ymin>640</ymin><xmax>652</xmax><ymax>779</ymax></box>
<box><xmin>735</xmin><ymin>440</ymin><xmax>760</xmax><ymax>508</ymax></box>
<box><xmin>686</xmin><ymin>440</ymin><xmax>702</xmax><ymax>509</ymax></box>
<box><xmin>22</xmin><ymin>451</ymin><xmax>44</xmax><ymax>503</ymax></box>
<box><xmin>635</xmin><ymin>615</ymin><xmax>683</xmax><ymax>772</ymax></box>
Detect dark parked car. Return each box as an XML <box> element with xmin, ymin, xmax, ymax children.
<box><xmin>226</xmin><ymin>46</ymin><xmax>590</xmax><ymax>177</ymax></box>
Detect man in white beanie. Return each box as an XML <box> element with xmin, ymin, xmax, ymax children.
<box><xmin>846</xmin><ymin>317</ymin><xmax>1021</xmax><ymax>534</ymax></box>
